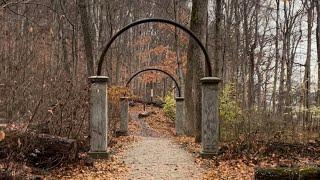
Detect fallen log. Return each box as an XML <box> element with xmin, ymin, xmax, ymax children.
<box><xmin>27</xmin><ymin>133</ymin><xmax>78</xmax><ymax>169</ymax></box>
<box><xmin>254</xmin><ymin>166</ymin><xmax>320</xmax><ymax>180</ymax></box>
<box><xmin>0</xmin><ymin>132</ymin><xmax>78</xmax><ymax>169</ymax></box>
<box><xmin>138</xmin><ymin>111</ymin><xmax>156</xmax><ymax>118</ymax></box>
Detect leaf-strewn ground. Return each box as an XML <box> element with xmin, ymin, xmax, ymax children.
<box><xmin>1</xmin><ymin>103</ymin><xmax>319</xmax><ymax>179</ymax></box>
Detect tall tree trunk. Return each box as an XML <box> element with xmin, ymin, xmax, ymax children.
<box><xmin>279</xmin><ymin>0</ymin><xmax>289</xmax><ymax>114</ymax></box>
<box><xmin>233</xmin><ymin>0</ymin><xmax>242</xmax><ymax>105</ymax></box>
<box><xmin>174</xmin><ymin>0</ymin><xmax>185</xmax><ymax>97</ymax></box>
<box><xmin>248</xmin><ymin>0</ymin><xmax>259</xmax><ymax>110</ymax></box>
<box><xmin>272</xmin><ymin>0</ymin><xmax>280</xmax><ymax>113</ymax></box>
<box><xmin>60</xmin><ymin>0</ymin><xmax>70</xmax><ymax>75</ymax></box>
<box><xmin>214</xmin><ymin>0</ymin><xmax>223</xmax><ymax>77</ymax></box>
<box><xmin>194</xmin><ymin>0</ymin><xmax>208</xmax><ymax>142</ymax></box>
<box><xmin>184</xmin><ymin>23</ymin><xmax>194</xmax><ymax>135</ymax></box>
<box><xmin>303</xmin><ymin>0</ymin><xmax>314</xmax><ymax>128</ymax></box>
<box><xmin>243</xmin><ymin>0</ymin><xmax>254</xmax><ymax>109</ymax></box>
<box><xmin>184</xmin><ymin>0</ymin><xmax>208</xmax><ymax>139</ymax></box>
<box><xmin>51</xmin><ymin>0</ymin><xmax>59</xmax><ymax>75</ymax></box>
<box><xmin>315</xmin><ymin>0</ymin><xmax>320</xmax><ymax>106</ymax></box>
<box><xmin>78</xmin><ymin>0</ymin><xmax>94</xmax><ymax>76</ymax></box>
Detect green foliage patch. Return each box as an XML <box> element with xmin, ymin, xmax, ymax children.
<box><xmin>220</xmin><ymin>83</ymin><xmax>242</xmax><ymax>140</ymax></box>
<box><xmin>161</xmin><ymin>91</ymin><xmax>176</xmax><ymax>121</ymax></box>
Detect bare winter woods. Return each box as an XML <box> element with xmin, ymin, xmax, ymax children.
<box><xmin>0</xmin><ymin>0</ymin><xmax>320</xmax><ymax>146</ymax></box>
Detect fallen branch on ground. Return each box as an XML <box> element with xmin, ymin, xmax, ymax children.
<box><xmin>138</xmin><ymin>111</ymin><xmax>156</xmax><ymax>118</ymax></box>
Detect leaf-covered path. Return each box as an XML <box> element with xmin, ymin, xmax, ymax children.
<box><xmin>117</xmin><ymin>111</ymin><xmax>203</xmax><ymax>179</ymax></box>
<box><xmin>120</xmin><ymin>136</ymin><xmax>203</xmax><ymax>179</ymax></box>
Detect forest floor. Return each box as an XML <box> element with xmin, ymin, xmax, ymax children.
<box><xmin>1</xmin><ymin>103</ymin><xmax>319</xmax><ymax>179</ymax></box>
<box><xmin>44</xmin><ymin>105</ymin><xmax>204</xmax><ymax>179</ymax></box>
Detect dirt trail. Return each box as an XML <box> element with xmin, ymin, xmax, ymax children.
<box><xmin>119</xmin><ymin>113</ymin><xmax>203</xmax><ymax>179</ymax></box>
<box><xmin>129</xmin><ymin>113</ymin><xmax>163</xmax><ymax>137</ymax></box>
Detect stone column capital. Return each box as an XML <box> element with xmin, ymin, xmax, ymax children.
<box><xmin>89</xmin><ymin>76</ymin><xmax>109</xmax><ymax>83</ymax></box>
<box><xmin>175</xmin><ymin>97</ymin><xmax>185</xmax><ymax>101</ymax></box>
<box><xmin>200</xmin><ymin>77</ymin><xmax>221</xmax><ymax>84</ymax></box>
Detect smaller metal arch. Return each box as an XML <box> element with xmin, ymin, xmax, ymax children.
<box><xmin>126</xmin><ymin>68</ymin><xmax>181</xmax><ymax>97</ymax></box>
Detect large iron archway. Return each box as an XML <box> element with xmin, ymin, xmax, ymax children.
<box><xmin>126</xmin><ymin>68</ymin><xmax>181</xmax><ymax>97</ymax></box>
<box><xmin>89</xmin><ymin>18</ymin><xmax>221</xmax><ymax>159</ymax></box>
<box><xmin>97</xmin><ymin>18</ymin><xmax>213</xmax><ymax>77</ymax></box>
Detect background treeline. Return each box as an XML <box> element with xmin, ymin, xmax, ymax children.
<box><xmin>0</xmin><ymin>0</ymin><xmax>319</xmax><ymax>142</ymax></box>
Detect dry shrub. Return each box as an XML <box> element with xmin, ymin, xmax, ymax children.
<box><xmin>220</xmin><ymin>83</ymin><xmax>319</xmax><ymax>144</ymax></box>
<box><xmin>220</xmin><ymin>110</ymin><xmax>319</xmax><ymax>145</ymax></box>
<box><xmin>0</xmin><ymin>56</ymin><xmax>91</xmax><ymax>172</ymax></box>
<box><xmin>1</xmin><ymin>65</ymin><xmax>90</xmax><ymax>140</ymax></box>
<box><xmin>107</xmin><ymin>85</ymin><xmax>132</xmax><ymax>145</ymax></box>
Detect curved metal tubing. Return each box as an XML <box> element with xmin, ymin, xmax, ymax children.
<box><xmin>97</xmin><ymin>18</ymin><xmax>212</xmax><ymax>77</ymax></box>
<box><xmin>126</xmin><ymin>68</ymin><xmax>181</xmax><ymax>97</ymax></box>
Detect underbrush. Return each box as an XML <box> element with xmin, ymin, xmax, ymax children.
<box><xmin>0</xmin><ymin>76</ymin><xmax>130</xmax><ymax>178</ymax></box>
<box><xmin>175</xmin><ymin>135</ymin><xmax>320</xmax><ymax>179</ymax></box>
<box><xmin>219</xmin><ymin>84</ymin><xmax>320</xmax><ymax>143</ymax></box>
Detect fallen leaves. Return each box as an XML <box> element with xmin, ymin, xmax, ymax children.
<box><xmin>173</xmin><ymin>134</ymin><xmax>320</xmax><ymax>179</ymax></box>
<box><xmin>143</xmin><ymin>109</ymin><xmax>175</xmax><ymax>137</ymax></box>
<box><xmin>129</xmin><ymin>103</ymin><xmax>175</xmax><ymax>137</ymax></box>
<box><xmin>48</xmin><ymin>157</ymin><xmax>127</xmax><ymax>179</ymax></box>
<box><xmin>0</xmin><ymin>130</ymin><xmax>5</xmax><ymax>141</ymax></box>
<box><xmin>44</xmin><ymin>135</ymin><xmax>136</xmax><ymax>179</ymax></box>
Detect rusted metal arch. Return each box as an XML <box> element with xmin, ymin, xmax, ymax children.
<box><xmin>97</xmin><ymin>18</ymin><xmax>212</xmax><ymax>77</ymax></box>
<box><xmin>126</xmin><ymin>68</ymin><xmax>181</xmax><ymax>97</ymax></box>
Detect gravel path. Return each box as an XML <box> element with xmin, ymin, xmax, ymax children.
<box><xmin>119</xmin><ymin>113</ymin><xmax>203</xmax><ymax>179</ymax></box>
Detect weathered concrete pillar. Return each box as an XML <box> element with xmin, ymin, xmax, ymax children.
<box><xmin>175</xmin><ymin>97</ymin><xmax>184</xmax><ymax>135</ymax></box>
<box><xmin>88</xmin><ymin>76</ymin><xmax>109</xmax><ymax>159</ymax></box>
<box><xmin>119</xmin><ymin>97</ymin><xmax>129</xmax><ymax>135</ymax></box>
<box><xmin>200</xmin><ymin>77</ymin><xmax>221</xmax><ymax>158</ymax></box>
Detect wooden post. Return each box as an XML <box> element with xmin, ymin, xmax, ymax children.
<box><xmin>200</xmin><ymin>77</ymin><xmax>221</xmax><ymax>158</ymax></box>
<box><xmin>175</xmin><ymin>97</ymin><xmax>184</xmax><ymax>135</ymax></box>
<box><xmin>88</xmin><ymin>76</ymin><xmax>109</xmax><ymax>159</ymax></box>
<box><xmin>119</xmin><ymin>97</ymin><xmax>129</xmax><ymax>135</ymax></box>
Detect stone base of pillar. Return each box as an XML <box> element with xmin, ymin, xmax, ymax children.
<box><xmin>88</xmin><ymin>151</ymin><xmax>110</xmax><ymax>159</ymax></box>
<box><xmin>200</xmin><ymin>151</ymin><xmax>216</xmax><ymax>159</ymax></box>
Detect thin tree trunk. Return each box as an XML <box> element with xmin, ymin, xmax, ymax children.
<box><xmin>174</xmin><ymin>0</ymin><xmax>185</xmax><ymax>97</ymax></box>
<box><xmin>315</xmin><ymin>0</ymin><xmax>320</xmax><ymax>106</ymax></box>
<box><xmin>248</xmin><ymin>0</ymin><xmax>259</xmax><ymax>110</ymax></box>
<box><xmin>60</xmin><ymin>6</ymin><xmax>70</xmax><ymax>75</ymax></box>
<box><xmin>78</xmin><ymin>0</ymin><xmax>94</xmax><ymax>76</ymax></box>
<box><xmin>184</xmin><ymin>29</ymin><xmax>194</xmax><ymax>135</ymax></box>
<box><xmin>303</xmin><ymin>0</ymin><xmax>314</xmax><ymax>128</ymax></box>
<box><xmin>193</xmin><ymin>0</ymin><xmax>208</xmax><ymax>142</ymax></box>
<box><xmin>214</xmin><ymin>0</ymin><xmax>223</xmax><ymax>77</ymax></box>
<box><xmin>272</xmin><ymin>0</ymin><xmax>280</xmax><ymax>113</ymax></box>
<box><xmin>279</xmin><ymin>0</ymin><xmax>288</xmax><ymax>114</ymax></box>
<box><xmin>184</xmin><ymin>0</ymin><xmax>208</xmax><ymax>138</ymax></box>
<box><xmin>243</xmin><ymin>0</ymin><xmax>253</xmax><ymax>109</ymax></box>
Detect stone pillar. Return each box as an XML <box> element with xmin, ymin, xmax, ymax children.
<box><xmin>175</xmin><ymin>97</ymin><xmax>184</xmax><ymax>135</ymax></box>
<box><xmin>88</xmin><ymin>76</ymin><xmax>109</xmax><ymax>159</ymax></box>
<box><xmin>200</xmin><ymin>77</ymin><xmax>221</xmax><ymax>158</ymax></box>
<box><xmin>119</xmin><ymin>97</ymin><xmax>129</xmax><ymax>135</ymax></box>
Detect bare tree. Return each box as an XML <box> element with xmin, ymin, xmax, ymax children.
<box><xmin>303</xmin><ymin>0</ymin><xmax>314</xmax><ymax>127</ymax></box>
<box><xmin>213</xmin><ymin>0</ymin><xmax>223</xmax><ymax>78</ymax></box>
<box><xmin>272</xmin><ymin>0</ymin><xmax>280</xmax><ymax>113</ymax></box>
<box><xmin>315</xmin><ymin>0</ymin><xmax>320</xmax><ymax>106</ymax></box>
<box><xmin>183</xmin><ymin>0</ymin><xmax>208</xmax><ymax>141</ymax></box>
<box><xmin>78</xmin><ymin>0</ymin><xmax>94</xmax><ymax>76</ymax></box>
